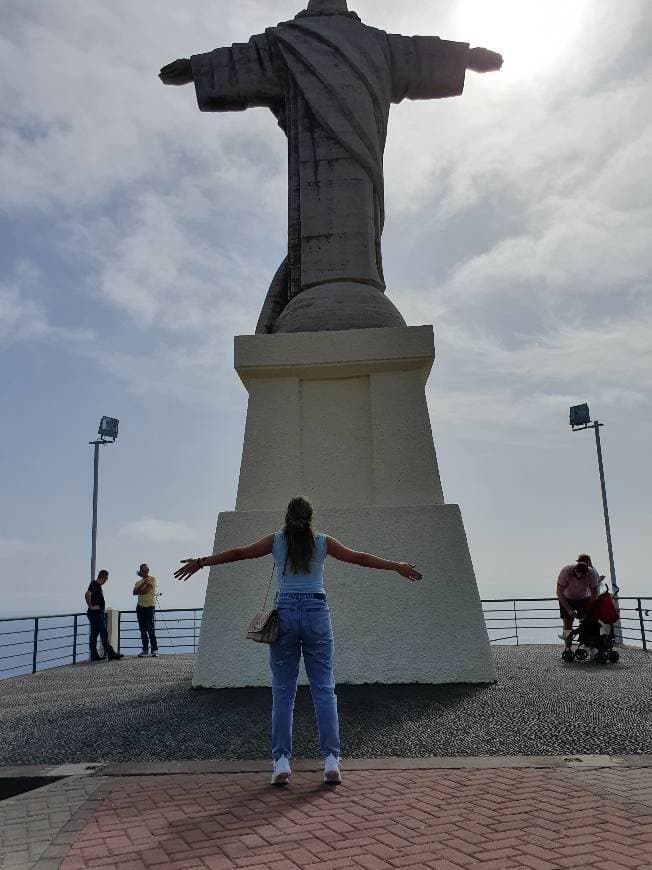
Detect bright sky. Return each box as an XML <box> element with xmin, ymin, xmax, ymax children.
<box><xmin>1</xmin><ymin>0</ymin><xmax>651</xmax><ymax>618</ymax></box>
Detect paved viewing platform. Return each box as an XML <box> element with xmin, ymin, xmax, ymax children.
<box><xmin>1</xmin><ymin>647</ymin><xmax>651</xmax><ymax>764</ymax></box>
<box><xmin>2</xmin><ymin>646</ymin><xmax>651</xmax><ymax>869</ymax></box>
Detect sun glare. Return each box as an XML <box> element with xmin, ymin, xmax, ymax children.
<box><xmin>453</xmin><ymin>0</ymin><xmax>590</xmax><ymax>81</ymax></box>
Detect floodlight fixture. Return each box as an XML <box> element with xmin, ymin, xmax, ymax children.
<box><xmin>570</xmin><ymin>403</ymin><xmax>591</xmax><ymax>429</ymax></box>
<box><xmin>98</xmin><ymin>416</ymin><xmax>119</xmax><ymax>441</ymax></box>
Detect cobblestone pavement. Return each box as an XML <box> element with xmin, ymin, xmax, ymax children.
<box><xmin>1</xmin><ymin>647</ymin><xmax>651</xmax><ymax>765</ymax></box>
<box><xmin>0</xmin><ymin>773</ymin><xmax>107</xmax><ymax>870</ymax></box>
<box><xmin>10</xmin><ymin>762</ymin><xmax>651</xmax><ymax>870</ymax></box>
<box><xmin>559</xmin><ymin>765</ymin><xmax>652</xmax><ymax>815</ymax></box>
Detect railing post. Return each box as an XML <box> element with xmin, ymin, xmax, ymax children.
<box><xmin>32</xmin><ymin>617</ymin><xmax>39</xmax><ymax>674</ymax></box>
<box><xmin>105</xmin><ymin>609</ymin><xmax>119</xmax><ymax>654</ymax></box>
<box><xmin>72</xmin><ymin>615</ymin><xmax>78</xmax><ymax>664</ymax></box>
<box><xmin>638</xmin><ymin>599</ymin><xmax>647</xmax><ymax>652</ymax></box>
<box><xmin>117</xmin><ymin>611</ymin><xmax>122</xmax><ymax>654</ymax></box>
<box><xmin>513</xmin><ymin>600</ymin><xmax>519</xmax><ymax>646</ymax></box>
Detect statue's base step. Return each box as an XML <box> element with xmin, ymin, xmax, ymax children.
<box><xmin>192</xmin><ymin>505</ymin><xmax>496</xmax><ymax>688</ymax></box>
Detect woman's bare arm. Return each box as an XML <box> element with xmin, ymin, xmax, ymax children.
<box><xmin>326</xmin><ymin>536</ymin><xmax>421</xmax><ymax>582</ymax></box>
<box><xmin>174</xmin><ymin>533</ymin><xmax>275</xmax><ymax>582</ymax></box>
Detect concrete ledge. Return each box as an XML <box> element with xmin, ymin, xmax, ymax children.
<box><xmin>235</xmin><ymin>325</ymin><xmax>434</xmax><ymax>381</ymax></box>
<box><xmin>0</xmin><ymin>764</ymin><xmax>102</xmax><ymax>779</ymax></box>
<box><xmin>5</xmin><ymin>755</ymin><xmax>649</xmax><ymax>778</ymax></box>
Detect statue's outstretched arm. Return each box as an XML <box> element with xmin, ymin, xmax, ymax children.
<box><xmin>389</xmin><ymin>35</ymin><xmax>498</xmax><ymax>103</ymax></box>
<box><xmin>160</xmin><ymin>58</ymin><xmax>193</xmax><ymax>86</ymax></box>
<box><xmin>467</xmin><ymin>47</ymin><xmax>503</xmax><ymax>73</ymax></box>
<box><xmin>161</xmin><ymin>37</ymin><xmax>282</xmax><ymax>111</ymax></box>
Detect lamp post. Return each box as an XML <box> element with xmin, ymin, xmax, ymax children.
<box><xmin>569</xmin><ymin>403</ymin><xmax>621</xmax><ymax>643</ymax></box>
<box><xmin>89</xmin><ymin>417</ymin><xmax>119</xmax><ymax>585</ymax></box>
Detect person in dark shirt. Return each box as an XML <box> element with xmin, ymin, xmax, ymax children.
<box><xmin>85</xmin><ymin>569</ymin><xmax>124</xmax><ymax>662</ymax></box>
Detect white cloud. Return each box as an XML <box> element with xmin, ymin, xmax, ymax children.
<box><xmin>0</xmin><ymin>263</ymin><xmax>49</xmax><ymax>344</ymax></box>
<box><xmin>0</xmin><ymin>0</ymin><xmax>290</xmax><ymax>213</ymax></box>
<box><xmin>117</xmin><ymin>517</ymin><xmax>201</xmax><ymax>544</ymax></box>
<box><xmin>0</xmin><ymin>285</ymin><xmax>47</xmax><ymax>344</ymax></box>
<box><xmin>84</xmin><ymin>184</ymin><xmax>279</xmax><ymax>335</ymax></box>
<box><xmin>76</xmin><ymin>338</ymin><xmax>242</xmax><ymax>406</ymax></box>
<box><xmin>0</xmin><ymin>267</ymin><xmax>244</xmax><ymax>407</ymax></box>
<box><xmin>386</xmin><ymin>5</ymin><xmax>651</xmax><ymax>219</ymax></box>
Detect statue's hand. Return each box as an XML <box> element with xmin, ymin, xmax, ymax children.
<box><xmin>159</xmin><ymin>58</ymin><xmax>193</xmax><ymax>86</ymax></box>
<box><xmin>467</xmin><ymin>47</ymin><xmax>503</xmax><ymax>73</ymax></box>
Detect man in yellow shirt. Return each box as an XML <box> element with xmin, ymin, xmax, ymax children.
<box><xmin>133</xmin><ymin>563</ymin><xmax>159</xmax><ymax>657</ymax></box>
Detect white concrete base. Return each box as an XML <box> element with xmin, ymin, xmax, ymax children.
<box><xmin>192</xmin><ymin>505</ymin><xmax>495</xmax><ymax>687</ymax></box>
<box><xmin>193</xmin><ymin>326</ymin><xmax>495</xmax><ymax>687</ymax></box>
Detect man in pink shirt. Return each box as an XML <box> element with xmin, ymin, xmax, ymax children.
<box><xmin>557</xmin><ymin>561</ymin><xmax>600</xmax><ymax>639</ymax></box>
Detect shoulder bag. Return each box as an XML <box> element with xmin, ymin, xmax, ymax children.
<box><xmin>246</xmin><ymin>563</ymin><xmax>279</xmax><ymax>644</ymax></box>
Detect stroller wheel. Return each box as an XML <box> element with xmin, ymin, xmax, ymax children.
<box><xmin>608</xmin><ymin>650</ymin><xmax>620</xmax><ymax>663</ymax></box>
<box><xmin>574</xmin><ymin>648</ymin><xmax>588</xmax><ymax>662</ymax></box>
<box><xmin>594</xmin><ymin>651</ymin><xmax>608</xmax><ymax>665</ymax></box>
<box><xmin>562</xmin><ymin>649</ymin><xmax>575</xmax><ymax>662</ymax></box>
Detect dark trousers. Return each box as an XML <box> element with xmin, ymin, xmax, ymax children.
<box><xmin>87</xmin><ymin>611</ymin><xmax>110</xmax><ymax>657</ymax></box>
<box><xmin>136</xmin><ymin>606</ymin><xmax>158</xmax><ymax>652</ymax></box>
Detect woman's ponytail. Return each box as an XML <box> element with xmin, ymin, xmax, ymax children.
<box><xmin>283</xmin><ymin>496</ymin><xmax>316</xmax><ymax>574</ymax></box>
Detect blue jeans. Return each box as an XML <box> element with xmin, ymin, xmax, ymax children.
<box><xmin>269</xmin><ymin>594</ymin><xmax>340</xmax><ymax>761</ymax></box>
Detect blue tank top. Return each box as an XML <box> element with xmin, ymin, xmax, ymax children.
<box><xmin>273</xmin><ymin>531</ymin><xmax>327</xmax><ymax>594</ymax></box>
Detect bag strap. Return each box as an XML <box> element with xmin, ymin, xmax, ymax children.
<box><xmin>267</xmin><ymin>554</ymin><xmax>290</xmax><ymax>611</ymax></box>
<box><xmin>275</xmin><ymin>555</ymin><xmax>289</xmax><ymax>605</ymax></box>
<box><xmin>261</xmin><ymin>563</ymin><xmax>276</xmax><ymax>612</ymax></box>
<box><xmin>262</xmin><ymin>534</ymin><xmax>292</xmax><ymax>611</ymax></box>
<box><xmin>263</xmin><ymin>556</ymin><xmax>288</xmax><ymax>612</ymax></box>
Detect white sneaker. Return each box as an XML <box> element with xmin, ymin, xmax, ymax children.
<box><xmin>271</xmin><ymin>756</ymin><xmax>291</xmax><ymax>786</ymax></box>
<box><xmin>151</xmin><ymin>651</ymin><xmax>159</xmax><ymax>658</ymax></box>
<box><xmin>138</xmin><ymin>651</ymin><xmax>148</xmax><ymax>658</ymax></box>
<box><xmin>323</xmin><ymin>754</ymin><xmax>342</xmax><ymax>784</ymax></box>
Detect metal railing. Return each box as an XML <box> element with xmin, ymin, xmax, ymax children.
<box><xmin>2</xmin><ymin>597</ymin><xmax>649</xmax><ymax>680</ymax></box>
<box><xmin>117</xmin><ymin>608</ymin><xmax>203</xmax><ymax>655</ymax></box>
<box><xmin>482</xmin><ymin>596</ymin><xmax>651</xmax><ymax>649</ymax></box>
<box><xmin>0</xmin><ymin>613</ymin><xmax>92</xmax><ymax>678</ymax></box>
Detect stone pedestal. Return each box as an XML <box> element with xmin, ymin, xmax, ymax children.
<box><xmin>193</xmin><ymin>326</ymin><xmax>495</xmax><ymax>687</ymax></box>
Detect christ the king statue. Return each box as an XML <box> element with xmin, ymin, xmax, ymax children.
<box><xmin>160</xmin><ymin>0</ymin><xmax>502</xmax><ymax>334</ymax></box>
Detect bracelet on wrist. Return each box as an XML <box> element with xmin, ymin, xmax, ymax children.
<box><xmin>197</xmin><ymin>558</ymin><xmax>203</xmax><ymax>569</ymax></box>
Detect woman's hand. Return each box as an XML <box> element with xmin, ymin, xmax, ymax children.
<box><xmin>396</xmin><ymin>563</ymin><xmax>422</xmax><ymax>582</ymax></box>
<box><xmin>174</xmin><ymin>559</ymin><xmax>202</xmax><ymax>582</ymax></box>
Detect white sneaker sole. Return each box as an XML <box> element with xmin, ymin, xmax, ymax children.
<box><xmin>271</xmin><ymin>772</ymin><xmax>290</xmax><ymax>786</ymax></box>
<box><xmin>323</xmin><ymin>770</ymin><xmax>342</xmax><ymax>784</ymax></box>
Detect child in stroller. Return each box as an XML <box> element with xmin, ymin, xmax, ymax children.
<box><xmin>562</xmin><ymin>584</ymin><xmax>620</xmax><ymax>664</ymax></box>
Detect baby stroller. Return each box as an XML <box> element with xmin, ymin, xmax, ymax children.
<box><xmin>561</xmin><ymin>586</ymin><xmax>620</xmax><ymax>665</ymax></box>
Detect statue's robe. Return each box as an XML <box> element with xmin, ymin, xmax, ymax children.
<box><xmin>190</xmin><ymin>10</ymin><xmax>468</xmax><ymax>332</ymax></box>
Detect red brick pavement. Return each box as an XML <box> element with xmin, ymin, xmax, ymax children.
<box><xmin>59</xmin><ymin>768</ymin><xmax>652</xmax><ymax>870</ymax></box>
